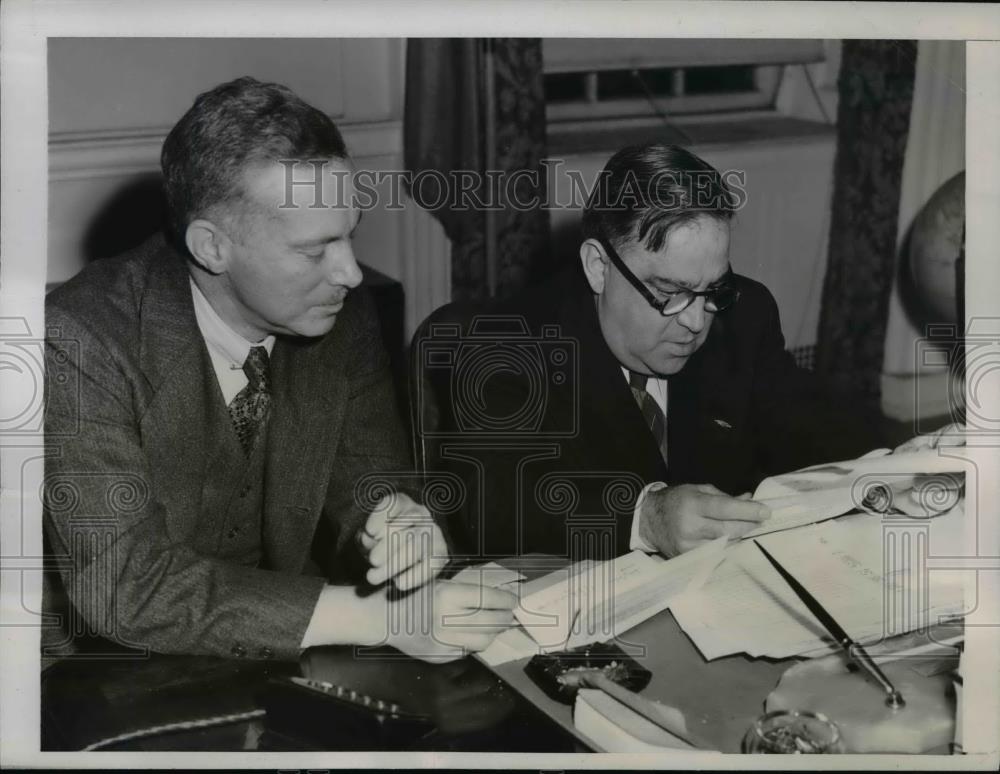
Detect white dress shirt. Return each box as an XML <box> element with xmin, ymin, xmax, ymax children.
<box><xmin>190</xmin><ymin>277</ymin><xmax>275</xmax><ymax>404</ymax></box>
<box><xmin>620</xmin><ymin>366</ymin><xmax>668</xmax><ymax>553</ymax></box>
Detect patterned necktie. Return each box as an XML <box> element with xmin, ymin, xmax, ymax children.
<box><xmin>629</xmin><ymin>371</ymin><xmax>668</xmax><ymax>467</ymax></box>
<box><xmin>229</xmin><ymin>346</ymin><xmax>272</xmax><ymax>455</ymax></box>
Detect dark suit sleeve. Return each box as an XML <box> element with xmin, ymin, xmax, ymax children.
<box><xmin>44</xmin><ymin>307</ymin><xmax>325</xmax><ymax>661</ymax></box>
<box><xmin>314</xmin><ymin>291</ymin><xmax>426</xmax><ymax>584</ymax></box>
<box><xmin>434</xmin><ymin>358</ymin><xmax>638</xmax><ymax>562</ymax></box>
<box><xmin>748</xmin><ymin>287</ymin><xmax>881</xmax><ymax>478</ymax></box>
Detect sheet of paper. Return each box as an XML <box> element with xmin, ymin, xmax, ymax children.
<box><xmin>672</xmin><ymin>510</ymin><xmax>967</xmax><ymax>660</ymax></box>
<box><xmin>565</xmin><ymin>537</ymin><xmax>727</xmax><ymax>650</ymax></box>
<box><xmin>514</xmin><ymin>554</ymin><xmax>651</xmax><ymax>650</ymax></box>
<box><xmin>745</xmin><ymin>447</ymin><xmax>969</xmax><ymax>538</ymax></box>
<box><xmin>813</xmin><ymin>447</ymin><xmax>972</xmax><ymax>477</ymax></box>
<box><xmin>671</xmin><ymin>541</ymin><xmax>838</xmax><ymax>660</ymax></box>
<box><xmin>511</xmin><ymin>541</ymin><xmax>727</xmax><ymax>652</ymax></box>
<box><xmin>478</xmin><ymin>627</ymin><xmax>539</xmax><ymax>666</ymax></box>
<box><xmin>450</xmin><ymin>561</ymin><xmax>526</xmax><ymax>588</ymax></box>
<box><xmin>574</xmin><ymin>689</ymin><xmax>711</xmax><ymax>753</ymax></box>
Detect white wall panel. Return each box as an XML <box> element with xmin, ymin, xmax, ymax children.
<box><xmin>549</xmin><ymin>132</ymin><xmax>836</xmax><ymax>351</ymax></box>
<box><xmin>47</xmin><ymin>37</ymin><xmax>449</xmax><ymax>339</ymax></box>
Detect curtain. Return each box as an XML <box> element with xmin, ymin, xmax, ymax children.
<box><xmin>404</xmin><ymin>39</ymin><xmax>550</xmax><ymax>302</ymax></box>
<box><xmin>816</xmin><ymin>41</ymin><xmax>918</xmax><ymax>401</ymax></box>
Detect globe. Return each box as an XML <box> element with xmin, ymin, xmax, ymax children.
<box><xmin>908</xmin><ymin>171</ymin><xmax>965</xmax><ymax>325</ymax></box>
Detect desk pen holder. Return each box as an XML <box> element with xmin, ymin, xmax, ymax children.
<box><xmin>766</xmin><ymin>648</ymin><xmax>957</xmax><ymax>753</ymax></box>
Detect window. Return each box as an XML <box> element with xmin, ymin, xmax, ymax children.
<box><xmin>543</xmin><ymin>39</ymin><xmax>825</xmax><ymax>125</ymax></box>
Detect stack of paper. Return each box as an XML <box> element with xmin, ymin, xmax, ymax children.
<box><xmin>672</xmin><ymin>505</ymin><xmax>968</xmax><ymax>660</ymax></box>
<box><xmin>747</xmin><ymin>448</ymin><xmax>969</xmax><ymax>538</ymax></box>
<box><xmin>450</xmin><ymin>561</ymin><xmax>527</xmax><ymax>589</ymax></box>
<box><xmin>478</xmin><ymin>537</ymin><xmax>727</xmax><ymax>666</ymax></box>
<box><xmin>574</xmin><ymin>689</ymin><xmax>715</xmax><ymax>753</ymax></box>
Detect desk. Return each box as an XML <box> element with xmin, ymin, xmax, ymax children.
<box><xmin>41</xmin><ymin>646</ymin><xmax>580</xmax><ymax>752</ymax></box>
<box><xmin>485</xmin><ymin>557</ymin><xmax>959</xmax><ymax>754</ymax></box>
<box><xmin>486</xmin><ymin>555</ymin><xmax>792</xmax><ymax>753</ymax></box>
<box><xmin>41</xmin><ymin>558</ymin><xmax>955</xmax><ymax>753</ymax></box>
<box><xmin>490</xmin><ymin>610</ymin><xmax>797</xmax><ymax>752</ymax></box>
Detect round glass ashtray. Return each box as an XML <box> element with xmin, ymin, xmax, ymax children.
<box><xmin>743</xmin><ymin>710</ymin><xmax>843</xmax><ymax>754</ymax></box>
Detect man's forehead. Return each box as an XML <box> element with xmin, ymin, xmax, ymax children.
<box><xmin>241</xmin><ymin>158</ymin><xmax>355</xmax><ymax>210</ymax></box>
<box><xmin>644</xmin><ymin>261</ymin><xmax>730</xmax><ymax>289</ymax></box>
<box><xmin>629</xmin><ymin>223</ymin><xmax>730</xmax><ymax>288</ymax></box>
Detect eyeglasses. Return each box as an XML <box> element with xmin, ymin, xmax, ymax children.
<box><xmin>599</xmin><ymin>238</ymin><xmax>740</xmax><ymax>317</ymax></box>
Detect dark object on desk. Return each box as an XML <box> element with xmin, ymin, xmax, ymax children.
<box><xmin>41</xmin><ymin>653</ymin><xmax>292</xmax><ymax>751</ymax></box>
<box><xmin>525</xmin><ymin>642</ymin><xmax>652</xmax><ymax>705</ymax></box>
<box><xmin>525</xmin><ymin>642</ymin><xmax>714</xmax><ymax>751</ymax></box>
<box><xmin>293</xmin><ymin>645</ymin><xmax>580</xmax><ymax>752</ymax></box>
<box><xmin>259</xmin><ymin>675</ymin><xmax>434</xmax><ymax>751</ymax></box>
<box><xmin>42</xmin><ymin>645</ymin><xmax>581</xmax><ymax>752</ymax></box>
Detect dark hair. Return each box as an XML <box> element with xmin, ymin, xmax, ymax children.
<box><xmin>161</xmin><ymin>76</ymin><xmax>347</xmax><ymax>248</ymax></box>
<box><xmin>581</xmin><ymin>144</ymin><xmax>738</xmax><ymax>253</ymax></box>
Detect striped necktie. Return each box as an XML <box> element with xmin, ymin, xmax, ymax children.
<box><xmin>629</xmin><ymin>371</ymin><xmax>668</xmax><ymax>467</ymax></box>
<box><xmin>229</xmin><ymin>346</ymin><xmax>272</xmax><ymax>455</ymax></box>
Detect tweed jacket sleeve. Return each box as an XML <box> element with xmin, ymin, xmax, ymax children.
<box><xmin>42</xmin><ymin>245</ymin><xmax>417</xmax><ymax>662</ymax></box>
<box><xmin>43</xmin><ymin>301</ymin><xmax>331</xmax><ymax>661</ymax></box>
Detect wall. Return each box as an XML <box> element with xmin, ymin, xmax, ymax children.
<box><xmin>547</xmin><ymin>43</ymin><xmax>843</xmax><ymax>353</ymax></box>
<box><xmin>548</xmin><ymin>129</ymin><xmax>836</xmax><ymax>352</ymax></box>
<box><xmin>47</xmin><ymin>37</ymin><xmax>450</xmax><ymax>338</ymax></box>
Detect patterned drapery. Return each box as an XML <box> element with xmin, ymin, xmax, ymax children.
<box><xmin>404</xmin><ymin>39</ymin><xmax>550</xmax><ymax>302</ymax></box>
<box><xmin>816</xmin><ymin>41</ymin><xmax>918</xmax><ymax>400</ymax></box>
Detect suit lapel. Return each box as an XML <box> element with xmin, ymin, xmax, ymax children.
<box><xmin>262</xmin><ymin>328</ymin><xmax>351</xmax><ymax>573</ymax></box>
<box><xmin>134</xmin><ymin>237</ymin><xmax>354</xmax><ymax>572</ymax></box>
<box><xmin>557</xmin><ymin>274</ymin><xmax>668</xmax><ymax>484</ymax></box>
<box><xmin>136</xmin><ymin>244</ymin><xmax>213</xmax><ymax>543</ymax></box>
<box><xmin>666</xmin><ymin>313</ymin><xmax>752</xmax><ymax>492</ymax></box>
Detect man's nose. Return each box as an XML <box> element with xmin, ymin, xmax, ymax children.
<box><xmin>328</xmin><ymin>243</ymin><xmax>363</xmax><ymax>288</ymax></box>
<box><xmin>676</xmin><ymin>296</ymin><xmax>708</xmax><ymax>333</ymax></box>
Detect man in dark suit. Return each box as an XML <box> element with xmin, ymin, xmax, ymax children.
<box><xmin>419</xmin><ymin>144</ymin><xmax>885</xmax><ymax>561</ymax></box>
<box><xmin>43</xmin><ymin>77</ymin><xmax>515</xmax><ymax>664</ymax></box>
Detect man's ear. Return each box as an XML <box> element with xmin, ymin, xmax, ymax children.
<box><xmin>579</xmin><ymin>238</ymin><xmax>608</xmax><ymax>295</ymax></box>
<box><xmin>185</xmin><ymin>219</ymin><xmax>230</xmax><ymax>275</ymax></box>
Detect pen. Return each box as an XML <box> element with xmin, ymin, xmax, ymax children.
<box><xmin>753</xmin><ymin>540</ymin><xmax>905</xmax><ymax>710</ymax></box>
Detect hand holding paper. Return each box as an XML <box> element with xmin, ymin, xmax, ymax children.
<box><xmin>639</xmin><ymin>483</ymin><xmax>771</xmax><ymax>556</ymax></box>
<box><xmin>745</xmin><ymin>447</ymin><xmax>970</xmax><ymax>538</ymax></box>
<box><xmin>359</xmin><ymin>492</ymin><xmax>449</xmax><ymax>590</ymax></box>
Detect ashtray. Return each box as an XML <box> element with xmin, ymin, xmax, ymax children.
<box><xmin>524</xmin><ymin>642</ymin><xmax>653</xmax><ymax>705</ymax></box>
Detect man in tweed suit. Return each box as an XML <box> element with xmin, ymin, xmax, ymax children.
<box><xmin>43</xmin><ymin>77</ymin><xmax>515</xmax><ymax>663</ymax></box>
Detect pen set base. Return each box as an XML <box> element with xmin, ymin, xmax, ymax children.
<box><xmin>766</xmin><ymin>649</ymin><xmax>958</xmax><ymax>753</ymax></box>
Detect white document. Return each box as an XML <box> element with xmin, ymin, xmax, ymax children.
<box><xmin>450</xmin><ymin>561</ymin><xmax>526</xmax><ymax>588</ymax></box>
<box><xmin>568</xmin><ymin>537</ymin><xmax>727</xmax><ymax>650</ymax></box>
<box><xmin>514</xmin><ymin>539</ymin><xmax>728</xmax><ymax>652</ymax></box>
<box><xmin>478</xmin><ymin>627</ymin><xmax>539</xmax><ymax>667</ymax></box>
<box><xmin>479</xmin><ymin>539</ymin><xmax>728</xmax><ymax>666</ymax></box>
<box><xmin>745</xmin><ymin>448</ymin><xmax>969</xmax><ymax>538</ymax></box>
<box><xmin>672</xmin><ymin>508</ymin><xmax>968</xmax><ymax>660</ymax></box>
<box><xmin>574</xmin><ymin>689</ymin><xmax>714</xmax><ymax>753</ymax></box>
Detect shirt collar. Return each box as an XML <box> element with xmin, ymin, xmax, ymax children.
<box><xmin>189</xmin><ymin>276</ymin><xmax>275</xmax><ymax>368</ymax></box>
